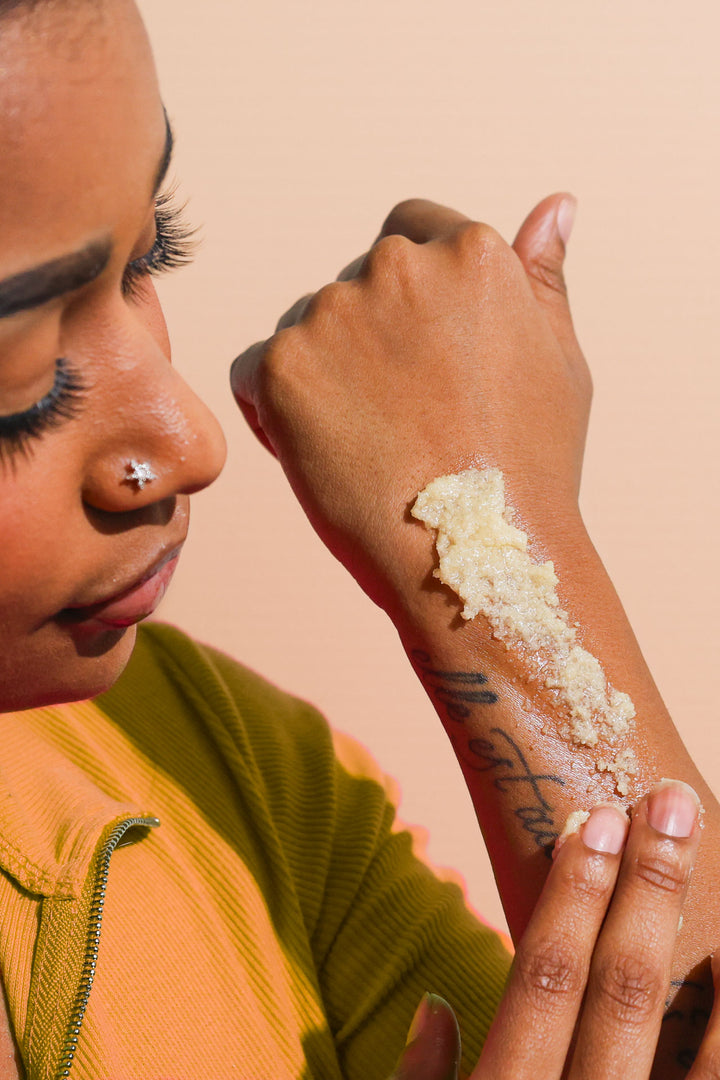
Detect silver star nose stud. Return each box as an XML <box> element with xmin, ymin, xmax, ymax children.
<box><xmin>124</xmin><ymin>460</ymin><xmax>158</xmax><ymax>491</ymax></box>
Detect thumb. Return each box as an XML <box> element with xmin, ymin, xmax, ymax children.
<box><xmin>512</xmin><ymin>192</ymin><xmax>580</xmax><ymax>356</ymax></box>
<box><xmin>390</xmin><ymin>993</ymin><xmax>461</xmax><ymax>1080</ymax></box>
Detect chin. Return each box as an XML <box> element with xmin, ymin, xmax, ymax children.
<box><xmin>0</xmin><ymin>624</ymin><xmax>139</xmax><ymax>712</ymax></box>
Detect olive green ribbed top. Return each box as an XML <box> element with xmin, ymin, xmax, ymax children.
<box><xmin>0</xmin><ymin>624</ymin><xmax>510</xmax><ymax>1079</ymax></box>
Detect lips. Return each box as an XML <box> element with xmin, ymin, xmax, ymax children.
<box><xmin>59</xmin><ymin>545</ymin><xmax>183</xmax><ymax>630</ymax></box>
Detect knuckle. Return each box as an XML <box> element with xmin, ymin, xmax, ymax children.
<box><xmin>304</xmin><ymin>280</ymin><xmax>352</xmax><ymax>324</ymax></box>
<box><xmin>526</xmin><ymin>255</ymin><xmax>568</xmax><ymax>298</ymax></box>
<box><xmin>560</xmin><ymin>860</ymin><xmax>614</xmax><ymax>908</ymax></box>
<box><xmin>364</xmin><ymin>234</ymin><xmax>418</xmax><ymax>286</ymax></box>
<box><xmin>515</xmin><ymin>938</ymin><xmax>585</xmax><ymax>1008</ymax></box>
<box><xmin>381</xmin><ymin>198</ymin><xmax>430</xmax><ymax>235</ymax></box>
<box><xmin>634</xmin><ymin>852</ymin><xmax>689</xmax><ymax>896</ymax></box>
<box><xmin>260</xmin><ymin>326</ymin><xmax>303</xmax><ymax>387</ymax></box>
<box><xmin>594</xmin><ymin>952</ymin><xmax>664</xmax><ymax>1025</ymax></box>
<box><xmin>275</xmin><ymin>293</ymin><xmax>313</xmax><ymax>332</ymax></box>
<box><xmin>453</xmin><ymin>220</ymin><xmax>515</xmax><ymax>282</ymax></box>
<box><xmin>455</xmin><ymin>219</ymin><xmax>502</xmax><ymax>255</ymax></box>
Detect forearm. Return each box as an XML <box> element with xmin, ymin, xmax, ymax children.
<box><xmin>391</xmin><ymin>508</ymin><xmax>719</xmax><ymax>968</ymax></box>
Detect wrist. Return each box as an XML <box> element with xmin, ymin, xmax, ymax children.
<box><xmin>393</xmin><ymin>488</ymin><xmax>592</xmax><ymax>653</ymax></box>
<box><xmin>383</xmin><ymin>470</ymin><xmax>586</xmax><ymax>622</ymax></box>
<box><xmin>392</xmin><ymin>485</ymin><xmax>679</xmax><ymax>801</ymax></box>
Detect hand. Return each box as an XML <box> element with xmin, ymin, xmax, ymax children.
<box><xmin>391</xmin><ymin>780</ymin><xmax>716</xmax><ymax>1079</ymax></box>
<box><xmin>231</xmin><ymin>194</ymin><xmax>591</xmax><ymax>616</ymax></box>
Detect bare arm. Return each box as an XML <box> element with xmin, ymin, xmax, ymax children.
<box><xmin>231</xmin><ymin>194</ymin><xmax>720</xmax><ymax>1074</ymax></box>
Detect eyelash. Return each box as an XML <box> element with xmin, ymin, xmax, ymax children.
<box><xmin>0</xmin><ymin>192</ymin><xmax>196</xmax><ymax>460</ymax></box>
<box><xmin>0</xmin><ymin>357</ymin><xmax>85</xmax><ymax>464</ymax></box>
<box><xmin>122</xmin><ymin>189</ymin><xmax>197</xmax><ymax>299</ymax></box>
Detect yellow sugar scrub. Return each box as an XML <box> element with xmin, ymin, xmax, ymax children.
<box><xmin>412</xmin><ymin>467</ymin><xmax>638</xmax><ymax>795</ymax></box>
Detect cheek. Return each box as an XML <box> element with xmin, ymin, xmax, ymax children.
<box><xmin>0</xmin><ymin>459</ymin><xmax>80</xmax><ymax>614</ymax></box>
<box><xmin>0</xmin><ymin>461</ymin><xmax>137</xmax><ymax>710</ymax></box>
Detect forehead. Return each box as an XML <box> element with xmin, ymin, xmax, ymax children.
<box><xmin>0</xmin><ymin>0</ymin><xmax>165</xmax><ymax>273</ymax></box>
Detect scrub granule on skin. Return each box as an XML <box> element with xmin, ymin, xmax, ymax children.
<box><xmin>560</xmin><ymin>808</ymin><xmax>590</xmax><ymax>838</ymax></box>
<box><xmin>411</xmin><ymin>467</ymin><xmax>638</xmax><ymax>795</ymax></box>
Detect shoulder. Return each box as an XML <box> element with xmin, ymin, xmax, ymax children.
<box><xmin>103</xmin><ymin>623</ymin><xmax>433</xmax><ymax>881</ymax></box>
<box><xmin>106</xmin><ymin>620</ymin><xmax>329</xmax><ymax>747</ymax></box>
<box><xmin>99</xmin><ymin>622</ymin><xmax>387</xmax><ymax>819</ymax></box>
<box><xmin>100</xmin><ymin>623</ymin><xmax>420</xmax><ymax>931</ymax></box>
<box><xmin>128</xmin><ymin>621</ymin><xmax>304</xmax><ymax>719</ymax></box>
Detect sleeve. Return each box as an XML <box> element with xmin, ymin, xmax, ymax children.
<box><xmin>308</xmin><ymin>730</ymin><xmax>511</xmax><ymax>1080</ymax></box>
<box><xmin>188</xmin><ymin>631</ymin><xmax>512</xmax><ymax>1080</ymax></box>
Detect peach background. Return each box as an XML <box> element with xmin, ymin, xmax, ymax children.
<box><xmin>139</xmin><ymin>0</ymin><xmax>720</xmax><ymax>935</ymax></box>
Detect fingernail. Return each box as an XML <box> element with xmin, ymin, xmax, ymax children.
<box><xmin>647</xmin><ymin>780</ymin><xmax>700</xmax><ymax>838</ymax></box>
<box><xmin>405</xmin><ymin>993</ymin><xmax>456</xmax><ymax>1047</ymax></box>
<box><xmin>556</xmin><ymin>195</ymin><xmax>577</xmax><ymax>246</ymax></box>
<box><xmin>405</xmin><ymin>993</ymin><xmax>432</xmax><ymax>1046</ymax></box>
<box><xmin>581</xmin><ymin>803</ymin><xmax>629</xmax><ymax>854</ymax></box>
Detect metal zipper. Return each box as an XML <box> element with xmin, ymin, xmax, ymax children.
<box><xmin>53</xmin><ymin>816</ymin><xmax>160</xmax><ymax>1080</ymax></box>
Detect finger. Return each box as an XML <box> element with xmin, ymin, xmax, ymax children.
<box><xmin>347</xmin><ymin>198</ymin><xmax>472</xmax><ymax>286</ymax></box>
<box><xmin>475</xmin><ymin>803</ymin><xmax>630</xmax><ymax>1080</ymax></box>
<box><xmin>274</xmin><ymin>257</ymin><xmax>364</xmax><ymax>334</ymax></box>
<box><xmin>277</xmin><ymin>199</ymin><xmax>475</xmax><ymax>327</ymax></box>
<box><xmin>684</xmin><ymin>954</ymin><xmax>720</xmax><ymax>1079</ymax></box>
<box><xmin>275</xmin><ymin>293</ymin><xmax>314</xmax><ymax>332</ymax></box>
<box><xmin>336</xmin><ymin>254</ymin><xmax>367</xmax><ymax>281</ymax></box>
<box><xmin>390</xmin><ymin>994</ymin><xmax>461</xmax><ymax>1080</ymax></box>
<box><xmin>569</xmin><ymin>779</ymin><xmax>702</xmax><ymax>1080</ymax></box>
<box><xmin>375</xmin><ymin>198</ymin><xmax>471</xmax><ymax>245</ymax></box>
<box><xmin>511</xmin><ymin>192</ymin><xmax>581</xmax><ymax>358</ymax></box>
<box><xmin>277</xmin><ymin>253</ymin><xmax>368</xmax><ymax>329</ymax></box>
<box><xmin>229</xmin><ymin>340</ymin><xmax>278</xmax><ymax>457</ymax></box>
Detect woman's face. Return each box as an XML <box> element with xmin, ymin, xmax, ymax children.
<box><xmin>0</xmin><ymin>0</ymin><xmax>226</xmax><ymax>710</ymax></box>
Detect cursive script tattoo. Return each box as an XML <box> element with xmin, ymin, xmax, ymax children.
<box><xmin>412</xmin><ymin>653</ymin><xmax>498</xmax><ymax>722</ymax></box>
<box><xmin>412</xmin><ymin>650</ymin><xmax>563</xmax><ymax>852</ymax></box>
<box><xmin>469</xmin><ymin>729</ymin><xmax>564</xmax><ymax>850</ymax></box>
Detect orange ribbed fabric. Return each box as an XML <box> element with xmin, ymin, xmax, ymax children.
<box><xmin>0</xmin><ymin>624</ymin><xmax>510</xmax><ymax>1079</ymax></box>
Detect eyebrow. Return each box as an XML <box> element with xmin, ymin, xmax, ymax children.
<box><xmin>153</xmin><ymin>110</ymin><xmax>175</xmax><ymax>199</ymax></box>
<box><xmin>0</xmin><ymin>112</ymin><xmax>175</xmax><ymax>321</ymax></box>
<box><xmin>0</xmin><ymin>241</ymin><xmax>112</xmax><ymax>320</ymax></box>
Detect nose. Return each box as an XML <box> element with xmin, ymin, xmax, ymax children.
<box><xmin>81</xmin><ymin>354</ymin><xmax>227</xmax><ymax>514</ymax></box>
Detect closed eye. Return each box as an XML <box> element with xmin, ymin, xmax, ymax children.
<box><xmin>0</xmin><ymin>358</ymin><xmax>86</xmax><ymax>466</ymax></box>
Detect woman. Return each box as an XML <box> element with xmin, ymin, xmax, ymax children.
<box><xmin>0</xmin><ymin>0</ymin><xmax>717</xmax><ymax>1077</ymax></box>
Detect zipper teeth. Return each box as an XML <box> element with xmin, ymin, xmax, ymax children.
<box><xmin>54</xmin><ymin>817</ymin><xmax>159</xmax><ymax>1080</ymax></box>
